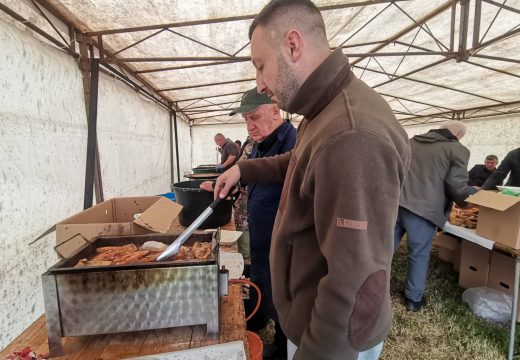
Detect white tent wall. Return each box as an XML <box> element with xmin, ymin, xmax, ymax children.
<box><xmin>0</xmin><ymin>18</ymin><xmax>192</xmax><ymax>349</ymax></box>
<box><xmin>96</xmin><ymin>73</ymin><xmax>172</xmax><ymax>197</ymax></box>
<box><xmin>191</xmin><ymin>123</ymin><xmax>249</xmax><ymax>166</ymax></box>
<box><xmin>404</xmin><ymin>116</ymin><xmax>520</xmax><ymax>170</ymax></box>
<box><xmin>0</xmin><ymin>19</ymin><xmax>86</xmax><ymax>348</ymax></box>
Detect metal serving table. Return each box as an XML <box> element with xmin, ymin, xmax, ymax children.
<box><xmin>41</xmin><ymin>232</ymin><xmax>221</xmax><ymax>357</ymax></box>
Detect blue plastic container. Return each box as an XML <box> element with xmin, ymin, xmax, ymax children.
<box><xmin>158</xmin><ymin>192</ymin><xmax>176</xmax><ymax>201</ymax></box>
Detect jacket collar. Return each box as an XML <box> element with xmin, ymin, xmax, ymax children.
<box><xmin>255</xmin><ymin>121</ymin><xmax>292</xmax><ymax>155</ymax></box>
<box><xmin>287</xmin><ymin>48</ymin><xmax>352</xmax><ymax>121</ymax></box>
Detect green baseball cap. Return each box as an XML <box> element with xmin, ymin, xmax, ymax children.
<box><xmin>229</xmin><ymin>88</ymin><xmax>273</xmax><ymax>116</ymax></box>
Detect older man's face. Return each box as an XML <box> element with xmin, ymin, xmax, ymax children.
<box><xmin>485</xmin><ymin>159</ymin><xmax>497</xmax><ymax>171</ymax></box>
<box><xmin>242</xmin><ymin>104</ymin><xmax>277</xmax><ymax>142</ymax></box>
<box><xmin>251</xmin><ymin>26</ymin><xmax>300</xmax><ymax>111</ymax></box>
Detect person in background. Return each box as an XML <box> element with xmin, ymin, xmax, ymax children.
<box><xmin>468</xmin><ymin>155</ymin><xmax>499</xmax><ymax>187</ymax></box>
<box><xmin>214</xmin><ymin>133</ymin><xmax>239</xmax><ymax>172</ymax></box>
<box><xmin>395</xmin><ymin>120</ymin><xmax>476</xmax><ymax>312</ymax></box>
<box><xmin>482</xmin><ymin>147</ymin><xmax>520</xmax><ymax>189</ymax></box>
<box><xmin>235</xmin><ymin>140</ymin><xmax>242</xmax><ymax>154</ymax></box>
<box><xmin>214</xmin><ymin>0</ymin><xmax>411</xmax><ymax>358</ymax></box>
<box><xmin>230</xmin><ymin>87</ymin><xmax>296</xmax><ymax>359</ymax></box>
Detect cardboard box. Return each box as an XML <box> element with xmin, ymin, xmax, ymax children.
<box><xmin>56</xmin><ymin>196</ymin><xmax>183</xmax><ymax>258</ymax></box>
<box><xmin>487</xmin><ymin>251</ymin><xmax>520</xmax><ymax>321</ymax></box>
<box><xmin>433</xmin><ymin>232</ymin><xmax>459</xmax><ymax>264</ymax></box>
<box><xmin>466</xmin><ymin>191</ymin><xmax>520</xmax><ymax>249</ymax></box>
<box><xmin>488</xmin><ymin>252</ymin><xmax>515</xmax><ymax>293</ymax></box>
<box><xmin>459</xmin><ymin>240</ymin><xmax>491</xmax><ymax>289</ymax></box>
<box><xmin>453</xmin><ymin>239</ymin><xmax>462</xmax><ymax>273</ymax></box>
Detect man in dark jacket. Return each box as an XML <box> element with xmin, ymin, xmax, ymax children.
<box><xmin>395</xmin><ymin>120</ymin><xmax>476</xmax><ymax>312</ymax></box>
<box><xmin>468</xmin><ymin>155</ymin><xmax>498</xmax><ymax>187</ymax></box>
<box><xmin>482</xmin><ymin>147</ymin><xmax>520</xmax><ymax>189</ymax></box>
<box><xmin>214</xmin><ymin>1</ymin><xmax>411</xmax><ymax>359</ymax></box>
<box><xmin>230</xmin><ymin>87</ymin><xmax>296</xmax><ymax>359</ymax></box>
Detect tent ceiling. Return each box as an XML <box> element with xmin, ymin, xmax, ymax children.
<box><xmin>2</xmin><ymin>0</ymin><xmax>519</xmax><ymax>126</ymax></box>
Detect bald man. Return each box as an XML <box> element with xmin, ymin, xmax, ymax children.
<box><xmin>214</xmin><ymin>133</ymin><xmax>239</xmax><ymax>172</ymax></box>
<box><xmin>214</xmin><ymin>1</ymin><xmax>411</xmax><ymax>359</ymax></box>
<box><xmin>395</xmin><ymin>120</ymin><xmax>476</xmax><ymax>312</ymax></box>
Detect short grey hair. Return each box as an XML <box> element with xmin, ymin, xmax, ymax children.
<box><xmin>439</xmin><ymin>120</ymin><xmax>467</xmax><ymax>139</ymax></box>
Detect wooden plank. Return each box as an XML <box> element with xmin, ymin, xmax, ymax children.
<box><xmin>0</xmin><ymin>283</ymin><xmax>245</xmax><ymax>360</ymax></box>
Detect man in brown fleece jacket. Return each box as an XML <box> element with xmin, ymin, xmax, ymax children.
<box><xmin>214</xmin><ymin>1</ymin><xmax>411</xmax><ymax>359</ymax></box>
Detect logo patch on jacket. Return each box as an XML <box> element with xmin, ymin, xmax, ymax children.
<box><xmin>336</xmin><ymin>217</ymin><xmax>368</xmax><ymax>230</ymax></box>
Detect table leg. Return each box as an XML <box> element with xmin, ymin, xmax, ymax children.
<box><xmin>508</xmin><ymin>256</ymin><xmax>520</xmax><ymax>360</ymax></box>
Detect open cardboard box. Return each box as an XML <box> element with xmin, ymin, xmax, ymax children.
<box><xmin>466</xmin><ymin>190</ymin><xmax>520</xmax><ymax>249</ymax></box>
<box><xmin>56</xmin><ymin>196</ymin><xmax>183</xmax><ymax>258</ymax></box>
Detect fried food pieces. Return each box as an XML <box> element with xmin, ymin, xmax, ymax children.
<box><xmin>74</xmin><ymin>241</ymin><xmax>212</xmax><ymax>267</ymax></box>
<box><xmin>448</xmin><ymin>206</ymin><xmax>479</xmax><ymax>229</ymax></box>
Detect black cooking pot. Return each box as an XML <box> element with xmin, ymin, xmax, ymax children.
<box><xmin>173</xmin><ymin>180</ymin><xmax>232</xmax><ymax>229</ymax></box>
<box><xmin>192</xmin><ymin>164</ymin><xmax>217</xmax><ymax>174</ymax></box>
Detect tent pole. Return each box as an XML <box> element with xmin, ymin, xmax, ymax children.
<box><xmin>84</xmin><ymin>59</ymin><xmax>100</xmax><ymax>209</ymax></box>
<box><xmin>173</xmin><ymin>110</ymin><xmax>181</xmax><ymax>184</ymax></box>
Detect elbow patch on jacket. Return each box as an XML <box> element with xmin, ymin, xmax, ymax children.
<box><xmin>349</xmin><ymin>270</ymin><xmax>386</xmax><ymax>350</ymax></box>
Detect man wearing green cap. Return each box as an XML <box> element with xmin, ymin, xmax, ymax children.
<box><xmin>232</xmin><ymin>87</ymin><xmax>296</xmax><ymax>359</ymax></box>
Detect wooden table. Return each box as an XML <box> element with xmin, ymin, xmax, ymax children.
<box><xmin>0</xmin><ymin>284</ymin><xmax>246</xmax><ymax>359</ymax></box>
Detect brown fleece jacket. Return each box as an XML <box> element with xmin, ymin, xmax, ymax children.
<box><xmin>238</xmin><ymin>48</ymin><xmax>410</xmax><ymax>360</ymax></box>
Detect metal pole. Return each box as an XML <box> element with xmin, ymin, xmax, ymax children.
<box><xmin>169</xmin><ymin>110</ymin><xmax>175</xmax><ymax>190</ymax></box>
<box><xmin>0</xmin><ymin>2</ymin><xmax>78</xmax><ymax>58</ymax></box>
<box><xmin>508</xmin><ymin>256</ymin><xmax>520</xmax><ymax>360</ymax></box>
<box><xmin>84</xmin><ymin>59</ymin><xmax>100</xmax><ymax>209</ymax></box>
<box><xmin>449</xmin><ymin>0</ymin><xmax>457</xmax><ymax>51</ymax></box>
<box><xmin>173</xmin><ymin>111</ymin><xmax>181</xmax><ymax>184</ymax></box>
<box><xmin>457</xmin><ymin>0</ymin><xmax>471</xmax><ymax>62</ymax></box>
<box><xmin>473</xmin><ymin>0</ymin><xmax>482</xmax><ymax>48</ymax></box>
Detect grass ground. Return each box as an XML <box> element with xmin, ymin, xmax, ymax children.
<box><xmin>383</xmin><ymin>242</ymin><xmax>513</xmax><ymax>359</ymax></box>
<box><xmin>255</xmin><ymin>243</ymin><xmax>516</xmax><ymax>359</ymax></box>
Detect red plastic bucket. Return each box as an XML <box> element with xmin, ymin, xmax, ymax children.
<box><xmin>246</xmin><ymin>331</ymin><xmax>263</xmax><ymax>360</ymax></box>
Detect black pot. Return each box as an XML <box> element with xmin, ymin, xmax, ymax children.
<box><xmin>192</xmin><ymin>165</ymin><xmax>217</xmax><ymax>174</ymax></box>
<box><xmin>173</xmin><ymin>180</ymin><xmax>232</xmax><ymax>229</ymax></box>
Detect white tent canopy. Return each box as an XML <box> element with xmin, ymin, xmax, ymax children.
<box><xmin>2</xmin><ymin>0</ymin><xmax>519</xmax><ymax>126</ymax></box>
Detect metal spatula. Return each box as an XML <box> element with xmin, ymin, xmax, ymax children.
<box><xmin>156</xmin><ymin>197</ymin><xmax>223</xmax><ymax>261</ymax></box>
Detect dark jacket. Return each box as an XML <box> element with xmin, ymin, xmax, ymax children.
<box><xmin>238</xmin><ymin>48</ymin><xmax>410</xmax><ymax>360</ymax></box>
<box><xmin>468</xmin><ymin>165</ymin><xmax>496</xmax><ymax>187</ymax></box>
<box><xmin>482</xmin><ymin>148</ymin><xmax>520</xmax><ymax>189</ymax></box>
<box><xmin>247</xmin><ymin>122</ymin><xmax>296</xmax><ymax>253</ymax></box>
<box><xmin>219</xmin><ymin>138</ymin><xmax>239</xmax><ymax>170</ymax></box>
<box><xmin>399</xmin><ymin>129</ymin><xmax>475</xmax><ymax>228</ymax></box>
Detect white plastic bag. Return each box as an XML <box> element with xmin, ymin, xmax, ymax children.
<box><xmin>462</xmin><ymin>287</ymin><xmax>513</xmax><ymax>323</ymax></box>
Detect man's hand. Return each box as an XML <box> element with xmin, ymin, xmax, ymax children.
<box><xmin>199</xmin><ymin>181</ymin><xmax>214</xmax><ymax>192</ymax></box>
<box><xmin>214</xmin><ymin>165</ymin><xmax>241</xmax><ymax>200</ymax></box>
<box><xmin>215</xmin><ymin>163</ymin><xmax>224</xmax><ymax>173</ymax></box>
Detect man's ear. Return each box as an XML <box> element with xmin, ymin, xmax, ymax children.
<box><xmin>285</xmin><ymin>29</ymin><xmax>303</xmax><ymax>62</ymax></box>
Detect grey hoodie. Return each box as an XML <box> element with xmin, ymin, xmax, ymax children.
<box><xmin>399</xmin><ymin>129</ymin><xmax>475</xmax><ymax>228</ymax></box>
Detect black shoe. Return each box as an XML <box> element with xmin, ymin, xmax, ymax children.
<box><xmin>405</xmin><ymin>297</ymin><xmax>426</xmax><ymax>312</ymax></box>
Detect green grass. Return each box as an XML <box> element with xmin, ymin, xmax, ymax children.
<box><xmin>384</xmin><ymin>243</ymin><xmax>514</xmax><ymax>359</ymax></box>
<box><xmin>256</xmin><ymin>243</ymin><xmax>517</xmax><ymax>359</ymax></box>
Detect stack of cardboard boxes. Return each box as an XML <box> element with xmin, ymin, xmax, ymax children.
<box><xmin>435</xmin><ymin>191</ymin><xmax>520</xmax><ymax>318</ymax></box>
